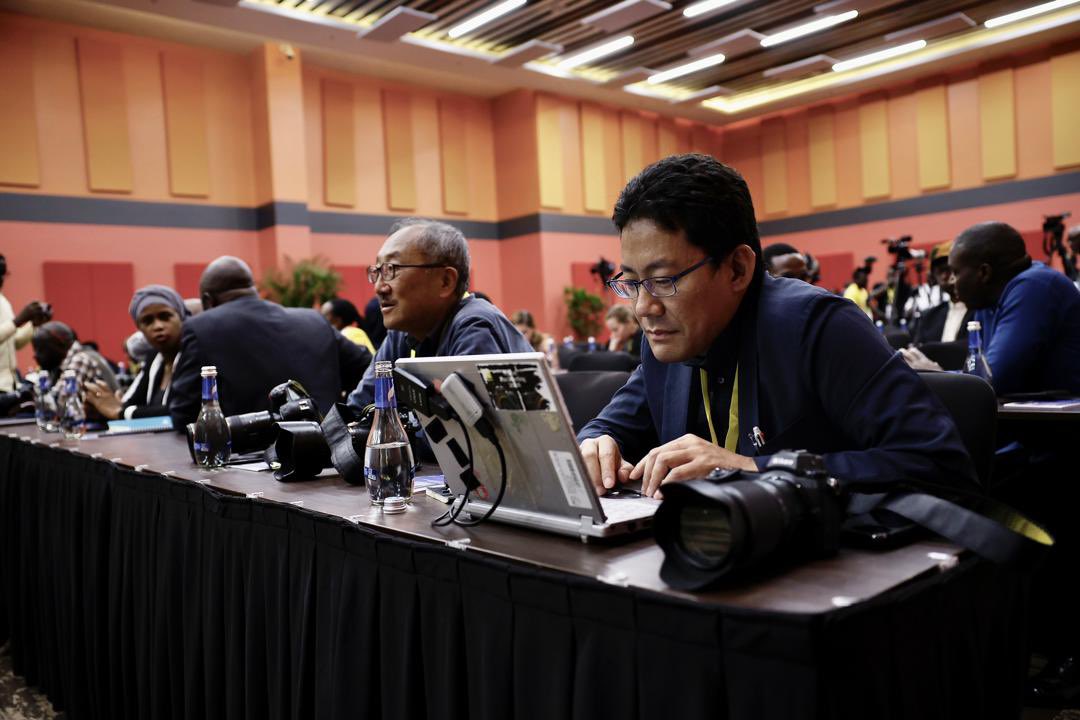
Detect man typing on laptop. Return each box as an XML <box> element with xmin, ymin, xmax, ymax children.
<box><xmin>577</xmin><ymin>155</ymin><xmax>977</xmax><ymax>499</ymax></box>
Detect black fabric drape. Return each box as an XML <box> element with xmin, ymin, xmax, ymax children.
<box><xmin>0</xmin><ymin>436</ymin><xmax>1026</xmax><ymax>720</ymax></box>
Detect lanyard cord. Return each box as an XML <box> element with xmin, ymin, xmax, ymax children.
<box><xmin>700</xmin><ymin>365</ymin><xmax>739</xmax><ymax>452</ymax></box>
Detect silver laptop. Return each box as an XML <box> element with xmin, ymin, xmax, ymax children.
<box><xmin>396</xmin><ymin>352</ymin><xmax>659</xmax><ymax>540</ymax></box>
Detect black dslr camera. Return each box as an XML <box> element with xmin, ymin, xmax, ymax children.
<box><xmin>654</xmin><ymin>451</ymin><xmax>844</xmax><ymax>590</ymax></box>
<box><xmin>185</xmin><ymin>379</ymin><xmax>323</xmax><ymax>460</ymax></box>
<box><xmin>881</xmin><ymin>235</ymin><xmax>925</xmax><ymax>263</ymax></box>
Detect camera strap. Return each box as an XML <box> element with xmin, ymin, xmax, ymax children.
<box><xmin>858</xmin><ymin>491</ymin><xmax>1053</xmax><ymax>569</ymax></box>
<box><xmin>321</xmin><ymin>403</ymin><xmax>365</xmax><ymax>486</ymax></box>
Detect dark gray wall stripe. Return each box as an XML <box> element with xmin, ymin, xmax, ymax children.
<box><xmin>0</xmin><ymin>193</ymin><xmax>260</xmax><ymax>230</ymax></box>
<box><xmin>3</xmin><ymin>171</ymin><xmax>1078</xmax><ymax>239</ymax></box>
<box><xmin>758</xmin><ymin>171</ymin><xmax>1080</xmax><ymax>236</ymax></box>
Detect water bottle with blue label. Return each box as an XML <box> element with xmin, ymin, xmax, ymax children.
<box><xmin>963</xmin><ymin>321</ymin><xmax>993</xmax><ymax>384</ymax></box>
<box><xmin>193</xmin><ymin>366</ymin><xmax>231</xmax><ymax>468</ymax></box>
<box><xmin>58</xmin><ymin>370</ymin><xmax>86</xmax><ymax>440</ymax></box>
<box><xmin>364</xmin><ymin>361</ymin><xmax>414</xmax><ymax>512</ymax></box>
<box><xmin>33</xmin><ymin>372</ymin><xmax>58</xmax><ymax>433</ymax></box>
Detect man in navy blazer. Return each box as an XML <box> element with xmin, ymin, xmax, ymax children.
<box><xmin>578</xmin><ymin>154</ymin><xmax>977</xmax><ymax>498</ymax></box>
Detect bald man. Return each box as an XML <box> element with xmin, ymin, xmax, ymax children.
<box><xmin>168</xmin><ymin>256</ymin><xmax>372</xmax><ymax>426</ymax></box>
<box><xmin>902</xmin><ymin>222</ymin><xmax>1080</xmax><ymax>395</ymax></box>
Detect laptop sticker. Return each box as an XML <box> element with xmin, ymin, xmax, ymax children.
<box><xmin>478</xmin><ymin>363</ymin><xmax>555</xmax><ymax>411</ymax></box>
<box><xmin>549</xmin><ymin>450</ymin><xmax>592</xmax><ymax>509</ymax></box>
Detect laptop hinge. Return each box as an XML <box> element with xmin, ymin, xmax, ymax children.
<box><xmin>579</xmin><ymin>515</ymin><xmax>596</xmax><ymax>534</ymax></box>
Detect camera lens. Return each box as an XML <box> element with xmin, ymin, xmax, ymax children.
<box><xmin>676</xmin><ymin>503</ymin><xmax>734</xmax><ymax>568</ymax></box>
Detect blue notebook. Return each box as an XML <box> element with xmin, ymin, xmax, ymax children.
<box><xmin>105</xmin><ymin>416</ymin><xmax>174</xmax><ymax>435</ymax></box>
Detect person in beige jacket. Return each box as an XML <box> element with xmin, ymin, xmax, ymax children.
<box><xmin>0</xmin><ymin>254</ymin><xmax>51</xmax><ymax>392</ymax></box>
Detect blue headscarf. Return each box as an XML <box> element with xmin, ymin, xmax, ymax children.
<box><xmin>128</xmin><ymin>284</ymin><xmax>189</xmax><ymax>326</ymax></box>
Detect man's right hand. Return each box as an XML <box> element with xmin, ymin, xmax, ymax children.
<box><xmin>579</xmin><ymin>434</ymin><xmax>633</xmax><ymax>495</ymax></box>
<box><xmin>15</xmin><ymin>301</ymin><xmax>51</xmax><ymax>327</ymax></box>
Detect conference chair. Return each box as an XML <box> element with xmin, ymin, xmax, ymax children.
<box><xmin>918</xmin><ymin>340</ymin><xmax>967</xmax><ymax>371</ymax></box>
<box><xmin>554</xmin><ymin>371</ymin><xmax>631</xmax><ymax>434</ymax></box>
<box><xmin>917</xmin><ymin>371</ymin><xmax>997</xmax><ymax>486</ymax></box>
<box><xmin>567</xmin><ymin>351</ymin><xmax>639</xmax><ymax>373</ymax></box>
<box><xmin>884</xmin><ymin>328</ymin><xmax>912</xmax><ymax>350</ymax></box>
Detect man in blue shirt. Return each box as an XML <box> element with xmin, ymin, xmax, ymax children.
<box><xmin>347</xmin><ymin>219</ymin><xmax>531</xmax><ymax>410</ymax></box>
<box><xmin>903</xmin><ymin>222</ymin><xmax>1080</xmax><ymax>395</ymax></box>
<box><xmin>577</xmin><ymin>154</ymin><xmax>976</xmax><ymax>499</ymax></box>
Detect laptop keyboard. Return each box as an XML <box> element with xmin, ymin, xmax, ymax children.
<box><xmin>598</xmin><ymin>496</ymin><xmax>661</xmax><ymax>522</ymax></box>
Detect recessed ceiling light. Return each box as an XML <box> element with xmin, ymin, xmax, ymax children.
<box><xmin>682</xmin><ymin>0</ymin><xmax>739</xmax><ymax>19</ymax></box>
<box><xmin>760</xmin><ymin>10</ymin><xmax>858</xmax><ymax>47</ymax></box>
<box><xmin>984</xmin><ymin>0</ymin><xmax>1080</xmax><ymax>28</ymax></box>
<box><xmin>831</xmin><ymin>39</ymin><xmax>926</xmax><ymax>72</ymax></box>
<box><xmin>583</xmin><ymin>0</ymin><xmax>671</xmax><ymax>32</ymax></box>
<box><xmin>449</xmin><ymin>0</ymin><xmax>528</xmax><ymax>38</ymax></box>
<box><xmin>557</xmin><ymin>35</ymin><xmax>635</xmax><ymax>69</ymax></box>
<box><xmin>647</xmin><ymin>53</ymin><xmax>726</xmax><ymax>83</ymax></box>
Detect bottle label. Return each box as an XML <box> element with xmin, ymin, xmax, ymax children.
<box><xmin>375</xmin><ymin>376</ymin><xmax>396</xmax><ymax>410</ymax></box>
<box><xmin>201</xmin><ymin>376</ymin><xmax>218</xmax><ymax>403</ymax></box>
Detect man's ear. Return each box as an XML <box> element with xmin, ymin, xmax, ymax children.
<box><xmin>439</xmin><ymin>267</ymin><xmax>460</xmax><ymax>298</ymax></box>
<box><xmin>728</xmin><ymin>245</ymin><xmax>757</xmax><ymax>293</ymax></box>
<box><xmin>976</xmin><ymin>262</ymin><xmax>994</xmax><ymax>286</ymax></box>
<box><xmin>200</xmin><ymin>292</ymin><xmax>214</xmax><ymax>310</ymax></box>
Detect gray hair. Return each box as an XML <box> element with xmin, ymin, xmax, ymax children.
<box><xmin>390</xmin><ymin>218</ymin><xmax>471</xmax><ymax>295</ymax></box>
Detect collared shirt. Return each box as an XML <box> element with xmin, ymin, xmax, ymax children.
<box><xmin>941</xmin><ymin>301</ymin><xmax>969</xmax><ymax>343</ymax></box>
<box><xmin>0</xmin><ymin>293</ymin><xmax>34</xmax><ymax>392</ymax></box>
<box><xmin>46</xmin><ymin>341</ymin><xmax>119</xmax><ymax>412</ymax></box>
<box><xmin>347</xmin><ymin>295</ymin><xmax>533</xmax><ymax>411</ymax></box>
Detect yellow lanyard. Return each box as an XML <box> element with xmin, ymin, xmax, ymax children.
<box><xmin>700</xmin><ymin>366</ymin><xmax>739</xmax><ymax>452</ymax></box>
<box><xmin>410</xmin><ymin>349</ymin><xmax>417</xmax><ymax>358</ymax></box>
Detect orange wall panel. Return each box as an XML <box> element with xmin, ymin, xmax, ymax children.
<box><xmin>382</xmin><ymin>88</ymin><xmax>417</xmax><ymax>211</ymax></box>
<box><xmin>439</xmin><ymin>98</ymin><xmax>469</xmax><ymax>215</ymax></box>
<box><xmin>621</xmin><ymin>112</ymin><xmax>645</xmax><ymax>181</ymax></box>
<box><xmin>536</xmin><ymin>94</ymin><xmax>564</xmax><ymax>210</ymax></box>
<box><xmin>410</xmin><ymin>93</ymin><xmax>444</xmax><ymax>219</ymax></box>
<box><xmin>1014</xmin><ymin>61</ymin><xmax>1053</xmax><ymax>180</ymax></box>
<box><xmin>808</xmin><ymin>107</ymin><xmax>837</xmax><ymax>209</ymax></box>
<box><xmin>979</xmin><ymin>68</ymin><xmax>1017</xmax><ymax>180</ymax></box>
<box><xmin>785</xmin><ymin>111</ymin><xmax>810</xmax><ymax>217</ymax></box>
<box><xmin>322</xmin><ymin>78</ymin><xmax>355</xmax><ymax>207</ymax></box>
<box><xmin>724</xmin><ymin>122</ymin><xmax>762</xmax><ymax>212</ymax></box>
<box><xmin>887</xmin><ymin>90</ymin><xmax>919</xmax><ymax>199</ymax></box>
<box><xmin>464</xmin><ymin>99</ymin><xmax>497</xmax><ymax>221</ymax></box>
<box><xmin>1050</xmin><ymin>50</ymin><xmax>1080</xmax><ymax>169</ymax></box>
<box><xmin>558</xmin><ymin>98</ymin><xmax>584</xmax><ymax>215</ymax></box>
<box><xmin>834</xmin><ymin>101</ymin><xmax>861</xmax><ymax>208</ymax></box>
<box><xmin>493</xmin><ymin>90</ymin><xmax>538</xmax><ymax>219</ymax></box>
<box><xmin>915</xmin><ymin>83</ymin><xmax>951</xmax><ymax>190</ymax></box>
<box><xmin>580</xmin><ymin>103</ymin><xmax>608</xmax><ymax>214</ymax></box>
<box><xmin>658</xmin><ymin>119</ymin><xmax>678</xmax><ymax>158</ymax></box>
<box><xmin>760</xmin><ymin>117</ymin><xmax>788</xmax><ymax>216</ymax></box>
<box><xmin>161</xmin><ymin>51</ymin><xmax>210</xmax><ymax>198</ymax></box>
<box><xmin>601</xmin><ymin>107</ymin><xmax>624</xmax><ymax>212</ymax></box>
<box><xmin>858</xmin><ymin>97</ymin><xmax>890</xmax><ymax>200</ymax></box>
<box><xmin>76</xmin><ymin>38</ymin><xmax>133</xmax><ymax>193</ymax></box>
<box><xmin>947</xmin><ymin>78</ymin><xmax>981</xmax><ymax>189</ymax></box>
<box><xmin>0</xmin><ymin>27</ymin><xmax>40</xmax><ymax>187</ymax></box>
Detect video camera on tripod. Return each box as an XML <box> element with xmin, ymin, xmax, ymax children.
<box><xmin>1043</xmin><ymin>212</ymin><xmax>1076</xmax><ymax>281</ymax></box>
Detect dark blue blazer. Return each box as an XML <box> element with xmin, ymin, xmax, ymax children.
<box><xmin>579</xmin><ymin>274</ymin><xmax>978</xmax><ymax>490</ymax></box>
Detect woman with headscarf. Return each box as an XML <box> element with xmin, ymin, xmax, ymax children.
<box><xmin>85</xmin><ymin>284</ymin><xmax>188</xmax><ymax>420</ymax></box>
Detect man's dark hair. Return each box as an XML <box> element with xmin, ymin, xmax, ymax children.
<box><xmin>954</xmin><ymin>221</ymin><xmax>1029</xmax><ymax>275</ymax></box>
<box><xmin>762</xmin><ymin>243</ymin><xmax>801</xmax><ymax>267</ymax></box>
<box><xmin>612</xmin><ymin>154</ymin><xmax>762</xmax><ymax>268</ymax></box>
<box><xmin>0</xmin><ymin>254</ymin><xmax>6</xmax><ymax>277</ymax></box>
<box><xmin>327</xmin><ymin>298</ymin><xmax>362</xmax><ymax>327</ymax></box>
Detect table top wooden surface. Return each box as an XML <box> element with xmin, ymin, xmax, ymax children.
<box><xmin>2</xmin><ymin>423</ymin><xmax>961</xmax><ymax>616</ymax></box>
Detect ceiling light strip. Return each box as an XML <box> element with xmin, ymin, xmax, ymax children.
<box><xmin>682</xmin><ymin>0</ymin><xmax>739</xmax><ymax>19</ymax></box>
<box><xmin>984</xmin><ymin>0</ymin><xmax>1080</xmax><ymax>28</ymax></box>
<box><xmin>760</xmin><ymin>10</ymin><xmax>858</xmax><ymax>47</ymax></box>
<box><xmin>831</xmin><ymin>39</ymin><xmax>927</xmax><ymax>72</ymax></box>
<box><xmin>448</xmin><ymin>0</ymin><xmax>528</xmax><ymax>38</ymax></box>
<box><xmin>557</xmin><ymin>35</ymin><xmax>635</xmax><ymax>69</ymax></box>
<box><xmin>647</xmin><ymin>53</ymin><xmax>726</xmax><ymax>83</ymax></box>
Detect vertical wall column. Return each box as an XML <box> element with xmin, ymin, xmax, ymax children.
<box><xmin>250</xmin><ymin>42</ymin><xmax>312</xmax><ymax>273</ymax></box>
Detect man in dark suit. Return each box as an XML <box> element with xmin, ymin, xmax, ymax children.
<box><xmin>577</xmin><ymin>154</ymin><xmax>976</xmax><ymax>499</ymax></box>
<box><xmin>169</xmin><ymin>257</ymin><xmax>371</xmax><ymax>426</ymax></box>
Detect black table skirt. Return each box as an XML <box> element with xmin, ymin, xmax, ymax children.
<box><xmin>0</xmin><ymin>437</ymin><xmax>1027</xmax><ymax>720</ymax></box>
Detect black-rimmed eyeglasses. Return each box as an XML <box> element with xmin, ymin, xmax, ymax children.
<box><xmin>367</xmin><ymin>263</ymin><xmax>444</xmax><ymax>284</ymax></box>
<box><xmin>605</xmin><ymin>256</ymin><xmax>714</xmax><ymax>299</ymax></box>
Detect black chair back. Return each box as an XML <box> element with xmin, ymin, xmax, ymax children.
<box><xmin>918</xmin><ymin>340</ymin><xmax>967</xmax><ymax>371</ymax></box>
<box><xmin>567</xmin><ymin>351</ymin><xmax>638</xmax><ymax>373</ymax></box>
<box><xmin>554</xmin><ymin>371</ymin><xmax>631</xmax><ymax>434</ymax></box>
<box><xmin>556</xmin><ymin>345</ymin><xmax>580</xmax><ymax>371</ymax></box>
<box><xmin>917</xmin><ymin>371</ymin><xmax>997</xmax><ymax>486</ymax></box>
<box><xmin>884</xmin><ymin>328</ymin><xmax>912</xmax><ymax>350</ymax></box>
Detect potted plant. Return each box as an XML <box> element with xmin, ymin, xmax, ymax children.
<box><xmin>563</xmin><ymin>286</ymin><xmax>605</xmax><ymax>340</ymax></box>
<box><xmin>262</xmin><ymin>256</ymin><xmax>342</xmax><ymax>308</ymax></box>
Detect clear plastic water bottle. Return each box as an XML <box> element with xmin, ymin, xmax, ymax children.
<box><xmin>58</xmin><ymin>370</ymin><xmax>86</xmax><ymax>440</ymax></box>
<box><xmin>899</xmin><ymin>318</ymin><xmax>908</xmax><ymax>331</ymax></box>
<box><xmin>562</xmin><ymin>335</ymin><xmax>574</xmax><ymax>349</ymax></box>
<box><xmin>875</xmin><ymin>320</ymin><xmax>885</xmax><ymax>335</ymax></box>
<box><xmin>364</xmin><ymin>361</ymin><xmax>414</xmax><ymax>511</ymax></box>
<box><xmin>33</xmin><ymin>372</ymin><xmax>58</xmax><ymax>433</ymax></box>
<box><xmin>587</xmin><ymin>336</ymin><xmax>598</xmax><ymax>352</ymax></box>
<box><xmin>963</xmin><ymin>320</ymin><xmax>993</xmax><ymax>384</ymax></box>
<box><xmin>193</xmin><ymin>365</ymin><xmax>231</xmax><ymax>468</ymax></box>
<box><xmin>116</xmin><ymin>361</ymin><xmax>133</xmax><ymax>390</ymax></box>
<box><xmin>544</xmin><ymin>337</ymin><xmax>558</xmax><ymax>367</ymax></box>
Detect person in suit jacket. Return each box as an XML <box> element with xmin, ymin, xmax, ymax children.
<box><xmin>909</xmin><ymin>241</ymin><xmax>972</xmax><ymax>345</ymax></box>
<box><xmin>577</xmin><ymin>154</ymin><xmax>977</xmax><ymax>499</ymax></box>
<box><xmin>169</xmin><ymin>257</ymin><xmax>371</xmax><ymax>427</ymax></box>
<box><xmin>85</xmin><ymin>284</ymin><xmax>188</xmax><ymax>420</ymax></box>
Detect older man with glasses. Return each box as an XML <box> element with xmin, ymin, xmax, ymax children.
<box><xmin>577</xmin><ymin>154</ymin><xmax>977</xmax><ymax>500</ymax></box>
<box><xmin>346</xmin><ymin>218</ymin><xmax>530</xmax><ymax>411</ymax></box>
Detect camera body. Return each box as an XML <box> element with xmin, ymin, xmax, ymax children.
<box><xmin>654</xmin><ymin>450</ymin><xmax>844</xmax><ymax>590</ymax></box>
<box><xmin>882</xmin><ymin>235</ymin><xmax>926</xmax><ymax>263</ymax></box>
